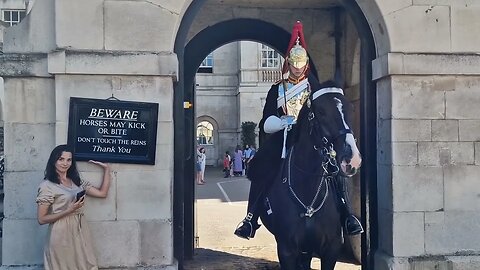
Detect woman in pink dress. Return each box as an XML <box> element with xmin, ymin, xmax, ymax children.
<box><xmin>36</xmin><ymin>144</ymin><xmax>111</xmax><ymax>270</ymax></box>
<box><xmin>233</xmin><ymin>145</ymin><xmax>243</xmax><ymax>176</ymax></box>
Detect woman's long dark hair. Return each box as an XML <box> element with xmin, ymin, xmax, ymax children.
<box><xmin>44</xmin><ymin>144</ymin><xmax>81</xmax><ymax>186</ymax></box>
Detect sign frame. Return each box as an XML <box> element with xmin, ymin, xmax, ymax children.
<box><xmin>67</xmin><ymin>97</ymin><xmax>159</xmax><ymax>165</ymax></box>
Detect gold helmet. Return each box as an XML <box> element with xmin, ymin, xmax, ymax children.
<box><xmin>288</xmin><ymin>37</ymin><xmax>308</xmax><ymax>69</ymax></box>
<box><xmin>282</xmin><ymin>21</ymin><xmax>309</xmax><ymax>74</ymax></box>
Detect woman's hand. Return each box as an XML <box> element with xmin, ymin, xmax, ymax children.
<box><xmin>70</xmin><ymin>196</ymin><xmax>85</xmax><ymax>211</ymax></box>
<box><xmin>38</xmin><ymin>197</ymin><xmax>84</xmax><ymax>225</ymax></box>
<box><xmin>86</xmin><ymin>160</ymin><xmax>112</xmax><ymax>198</ymax></box>
<box><xmin>88</xmin><ymin>160</ymin><xmax>110</xmax><ymax>170</ymax></box>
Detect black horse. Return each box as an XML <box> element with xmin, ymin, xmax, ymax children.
<box><xmin>258</xmin><ymin>86</ymin><xmax>362</xmax><ymax>270</ymax></box>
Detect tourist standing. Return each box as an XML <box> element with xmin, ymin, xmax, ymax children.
<box><xmin>223</xmin><ymin>151</ymin><xmax>231</xmax><ymax>178</ymax></box>
<box><xmin>36</xmin><ymin>144</ymin><xmax>111</xmax><ymax>269</ymax></box>
<box><xmin>233</xmin><ymin>145</ymin><xmax>243</xmax><ymax>176</ymax></box>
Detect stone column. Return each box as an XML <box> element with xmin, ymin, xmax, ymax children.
<box><xmin>0</xmin><ymin>53</ymin><xmax>55</xmax><ymax>267</ymax></box>
<box><xmin>374</xmin><ymin>53</ymin><xmax>480</xmax><ymax>270</ymax></box>
<box><xmin>0</xmin><ymin>0</ymin><xmax>187</xmax><ymax>268</ymax></box>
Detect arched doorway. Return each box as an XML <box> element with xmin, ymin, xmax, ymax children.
<box><xmin>195</xmin><ymin>116</ymin><xmax>218</xmax><ymax>165</ymax></box>
<box><xmin>174</xmin><ymin>1</ymin><xmax>377</xmax><ymax>269</ymax></box>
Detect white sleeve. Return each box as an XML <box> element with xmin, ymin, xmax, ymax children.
<box><xmin>264</xmin><ymin>115</ymin><xmax>284</xmax><ymax>134</ymax></box>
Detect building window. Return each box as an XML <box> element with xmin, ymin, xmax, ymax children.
<box><xmin>2</xmin><ymin>10</ymin><xmax>26</xmax><ymax>26</ymax></box>
<box><xmin>197</xmin><ymin>121</ymin><xmax>214</xmax><ymax>145</ymax></box>
<box><xmin>260</xmin><ymin>44</ymin><xmax>281</xmax><ymax>68</ymax></box>
<box><xmin>198</xmin><ymin>53</ymin><xmax>213</xmax><ymax>73</ymax></box>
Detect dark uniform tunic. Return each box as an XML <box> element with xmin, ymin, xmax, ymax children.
<box><xmin>248</xmin><ymin>74</ymin><xmax>323</xmax><ymax>183</ymax></box>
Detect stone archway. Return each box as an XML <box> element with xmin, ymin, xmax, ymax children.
<box><xmin>174</xmin><ymin>1</ymin><xmax>378</xmax><ymax>269</ymax></box>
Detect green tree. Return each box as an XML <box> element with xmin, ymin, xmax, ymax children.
<box><xmin>241</xmin><ymin>121</ymin><xmax>257</xmax><ymax>148</ymax></box>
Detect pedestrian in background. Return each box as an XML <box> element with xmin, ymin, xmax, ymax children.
<box><xmin>36</xmin><ymin>144</ymin><xmax>111</xmax><ymax>270</ymax></box>
<box><xmin>233</xmin><ymin>145</ymin><xmax>243</xmax><ymax>176</ymax></box>
<box><xmin>243</xmin><ymin>145</ymin><xmax>255</xmax><ymax>175</ymax></box>
<box><xmin>242</xmin><ymin>145</ymin><xmax>250</xmax><ymax>176</ymax></box>
<box><xmin>199</xmin><ymin>147</ymin><xmax>207</xmax><ymax>183</ymax></box>
<box><xmin>245</xmin><ymin>145</ymin><xmax>256</xmax><ymax>175</ymax></box>
<box><xmin>223</xmin><ymin>151</ymin><xmax>231</xmax><ymax>178</ymax></box>
<box><xmin>196</xmin><ymin>147</ymin><xmax>206</xmax><ymax>185</ymax></box>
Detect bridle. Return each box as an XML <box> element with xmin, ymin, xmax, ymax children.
<box><xmin>307</xmin><ymin>87</ymin><xmax>353</xmax><ymax>158</ymax></box>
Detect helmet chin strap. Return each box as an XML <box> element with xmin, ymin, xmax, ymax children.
<box><xmin>287</xmin><ymin>64</ymin><xmax>309</xmax><ymax>84</ymax></box>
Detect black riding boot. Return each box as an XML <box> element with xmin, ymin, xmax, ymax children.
<box><xmin>234</xmin><ymin>180</ymin><xmax>263</xmax><ymax>240</ymax></box>
<box><xmin>336</xmin><ymin>176</ymin><xmax>364</xmax><ymax>236</ymax></box>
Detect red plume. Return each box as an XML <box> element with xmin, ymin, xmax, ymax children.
<box><xmin>282</xmin><ymin>21</ymin><xmax>308</xmax><ymax>74</ymax></box>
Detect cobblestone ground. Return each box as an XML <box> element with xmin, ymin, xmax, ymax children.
<box><xmin>183</xmin><ymin>247</ymin><xmax>281</xmax><ymax>270</ymax></box>
<box><xmin>183</xmin><ymin>247</ymin><xmax>360</xmax><ymax>270</ymax></box>
<box><xmin>183</xmin><ymin>167</ymin><xmax>361</xmax><ymax>270</ymax></box>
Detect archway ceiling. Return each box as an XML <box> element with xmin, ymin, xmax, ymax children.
<box><xmin>208</xmin><ymin>0</ymin><xmax>339</xmax><ymax>8</ymax></box>
<box><xmin>188</xmin><ymin>0</ymin><xmax>341</xmax><ymax>45</ymax></box>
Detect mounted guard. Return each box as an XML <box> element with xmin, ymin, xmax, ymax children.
<box><xmin>234</xmin><ymin>21</ymin><xmax>364</xmax><ymax>240</ymax></box>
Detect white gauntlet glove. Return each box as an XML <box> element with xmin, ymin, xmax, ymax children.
<box><xmin>264</xmin><ymin>115</ymin><xmax>296</xmax><ymax>134</ymax></box>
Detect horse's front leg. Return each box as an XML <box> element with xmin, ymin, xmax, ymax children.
<box><xmin>321</xmin><ymin>258</ymin><xmax>337</xmax><ymax>270</ymax></box>
<box><xmin>298</xmin><ymin>252</ymin><xmax>313</xmax><ymax>270</ymax></box>
<box><xmin>276</xmin><ymin>241</ymin><xmax>299</xmax><ymax>270</ymax></box>
<box><xmin>319</xmin><ymin>240</ymin><xmax>341</xmax><ymax>270</ymax></box>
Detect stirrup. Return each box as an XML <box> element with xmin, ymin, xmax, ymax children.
<box><xmin>234</xmin><ymin>220</ymin><xmax>254</xmax><ymax>240</ymax></box>
<box><xmin>345</xmin><ymin>215</ymin><xmax>364</xmax><ymax>235</ymax></box>
<box><xmin>234</xmin><ymin>213</ymin><xmax>260</xmax><ymax>240</ymax></box>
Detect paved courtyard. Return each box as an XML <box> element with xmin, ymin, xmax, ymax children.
<box><xmin>183</xmin><ymin>167</ymin><xmax>361</xmax><ymax>270</ymax></box>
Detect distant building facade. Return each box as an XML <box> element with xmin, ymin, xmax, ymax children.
<box><xmin>0</xmin><ymin>0</ymin><xmax>27</xmax><ymax>26</ymax></box>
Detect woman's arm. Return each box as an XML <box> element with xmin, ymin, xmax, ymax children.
<box><xmin>37</xmin><ymin>198</ymin><xmax>84</xmax><ymax>225</ymax></box>
<box><xmin>85</xmin><ymin>161</ymin><xmax>111</xmax><ymax>198</ymax></box>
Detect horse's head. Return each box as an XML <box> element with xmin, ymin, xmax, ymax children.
<box><xmin>303</xmin><ymin>84</ymin><xmax>362</xmax><ymax>177</ymax></box>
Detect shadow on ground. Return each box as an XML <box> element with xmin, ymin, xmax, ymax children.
<box><xmin>183</xmin><ymin>247</ymin><xmax>360</xmax><ymax>270</ymax></box>
<box><xmin>188</xmin><ymin>167</ymin><xmax>361</xmax><ymax>270</ymax></box>
<box><xmin>183</xmin><ymin>248</ymin><xmax>280</xmax><ymax>270</ymax></box>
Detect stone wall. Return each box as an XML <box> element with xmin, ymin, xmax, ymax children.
<box><xmin>1</xmin><ymin>0</ymin><xmax>182</xmax><ymax>268</ymax></box>
<box><xmin>374</xmin><ymin>53</ymin><xmax>480</xmax><ymax>269</ymax></box>
<box><xmin>357</xmin><ymin>1</ymin><xmax>480</xmax><ymax>268</ymax></box>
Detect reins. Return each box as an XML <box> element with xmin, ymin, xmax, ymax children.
<box><xmin>284</xmin><ymin>145</ymin><xmax>338</xmax><ymax>218</ymax></box>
